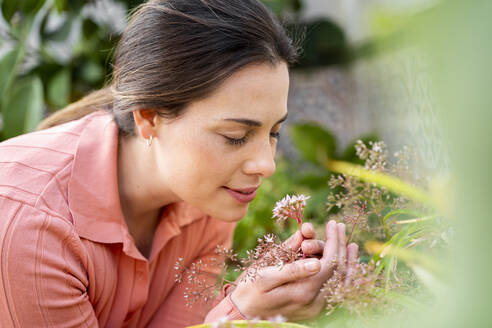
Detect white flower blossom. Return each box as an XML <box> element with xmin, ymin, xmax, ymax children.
<box><xmin>272</xmin><ymin>194</ymin><xmax>310</xmax><ymax>222</ymax></box>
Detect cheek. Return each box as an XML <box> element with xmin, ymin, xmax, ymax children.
<box><xmin>162</xmin><ymin>135</ymin><xmax>237</xmax><ymax>192</ymax></box>
<box><xmin>187</xmin><ymin>143</ymin><xmax>227</xmax><ymax>182</ymax></box>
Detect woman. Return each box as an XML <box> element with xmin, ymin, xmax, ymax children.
<box><xmin>0</xmin><ymin>0</ymin><xmax>358</xmax><ymax>326</ymax></box>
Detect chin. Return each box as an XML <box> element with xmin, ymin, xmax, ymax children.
<box><xmin>212</xmin><ymin>205</ymin><xmax>248</xmax><ymax>222</ymax></box>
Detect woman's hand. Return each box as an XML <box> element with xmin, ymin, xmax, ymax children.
<box><xmin>230</xmin><ymin>221</ymin><xmax>359</xmax><ymax>321</ymax></box>
<box><xmin>284</xmin><ymin>222</ymin><xmax>326</xmax><ymax>259</ymax></box>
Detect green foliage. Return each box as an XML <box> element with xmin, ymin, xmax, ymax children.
<box><xmin>47</xmin><ymin>68</ymin><xmax>71</xmax><ymax>108</ymax></box>
<box><xmin>1</xmin><ymin>0</ymin><xmax>46</xmax><ymax>22</ymax></box>
<box><xmin>0</xmin><ymin>0</ymin><xmax>355</xmax><ymax>141</ymax></box>
<box><xmin>232</xmin><ymin>122</ymin><xmax>451</xmax><ymax>323</ymax></box>
<box><xmin>234</xmin><ymin>123</ymin><xmax>379</xmax><ymax>254</ymax></box>
<box><xmin>261</xmin><ymin>0</ymin><xmax>303</xmax><ymax>16</ymax></box>
<box><xmin>290</xmin><ymin>122</ymin><xmax>337</xmax><ymax>165</ymax></box>
<box><xmin>53</xmin><ymin>0</ymin><xmax>66</xmax><ymax>12</ymax></box>
<box><xmin>0</xmin><ymin>0</ymin><xmax>129</xmax><ymax>140</ymax></box>
<box><xmin>2</xmin><ymin>75</ymin><xmax>44</xmax><ymax>139</ymax></box>
<box><xmin>288</xmin><ymin>19</ymin><xmax>351</xmax><ymax>68</ymax></box>
<box><xmin>0</xmin><ymin>47</ymin><xmax>22</xmax><ymax>98</ymax></box>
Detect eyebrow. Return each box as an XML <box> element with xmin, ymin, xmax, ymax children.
<box><xmin>222</xmin><ymin>113</ymin><xmax>288</xmax><ymax>127</ymax></box>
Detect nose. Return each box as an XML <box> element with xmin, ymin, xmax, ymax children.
<box><xmin>242</xmin><ymin>141</ymin><xmax>276</xmax><ymax>178</ymax></box>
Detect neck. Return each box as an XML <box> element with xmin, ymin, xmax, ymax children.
<box><xmin>116</xmin><ymin>134</ymin><xmax>176</xmax><ymax>239</ymax></box>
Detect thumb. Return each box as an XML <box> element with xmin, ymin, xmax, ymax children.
<box><xmin>256</xmin><ymin>259</ymin><xmax>321</xmax><ymax>291</ymax></box>
<box><xmin>282</xmin><ymin>230</ymin><xmax>303</xmax><ymax>250</ymax></box>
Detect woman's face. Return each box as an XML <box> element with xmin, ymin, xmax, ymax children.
<box><xmin>153</xmin><ymin>62</ymin><xmax>289</xmax><ymax>222</ymax></box>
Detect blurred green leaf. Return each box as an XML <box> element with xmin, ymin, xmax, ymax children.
<box><xmin>82</xmin><ymin>18</ymin><xmax>99</xmax><ymax>38</ymax></box>
<box><xmin>411</xmin><ymin>264</ymin><xmax>446</xmax><ymax>295</ymax></box>
<box><xmin>48</xmin><ymin>68</ymin><xmax>71</xmax><ymax>108</ymax></box>
<box><xmin>290</xmin><ymin>123</ymin><xmax>337</xmax><ymax>166</ymax></box>
<box><xmin>81</xmin><ymin>60</ymin><xmax>104</xmax><ymax>84</ymax></box>
<box><xmin>66</xmin><ymin>0</ymin><xmax>85</xmax><ymax>12</ymax></box>
<box><xmin>22</xmin><ymin>0</ymin><xmax>46</xmax><ymax>13</ymax></box>
<box><xmin>3</xmin><ymin>76</ymin><xmax>44</xmax><ymax>138</ymax></box>
<box><xmin>1</xmin><ymin>0</ymin><xmax>46</xmax><ymax>22</ymax></box>
<box><xmin>1</xmin><ymin>0</ymin><xmax>21</xmax><ymax>22</ymax></box>
<box><xmin>43</xmin><ymin>16</ymin><xmax>73</xmax><ymax>42</ymax></box>
<box><xmin>54</xmin><ymin>0</ymin><xmax>66</xmax><ymax>12</ymax></box>
<box><xmin>296</xmin><ymin>173</ymin><xmax>332</xmax><ymax>190</ymax></box>
<box><xmin>289</xmin><ymin>19</ymin><xmax>349</xmax><ymax>68</ymax></box>
<box><xmin>261</xmin><ymin>0</ymin><xmax>301</xmax><ymax>16</ymax></box>
<box><xmin>0</xmin><ymin>47</ymin><xmax>22</xmax><ymax>98</ymax></box>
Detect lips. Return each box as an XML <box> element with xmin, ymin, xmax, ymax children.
<box><xmin>223</xmin><ymin>186</ymin><xmax>259</xmax><ymax>203</ymax></box>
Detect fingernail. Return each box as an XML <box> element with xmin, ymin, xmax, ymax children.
<box><xmin>304</xmin><ymin>259</ymin><xmax>320</xmax><ymax>273</ymax></box>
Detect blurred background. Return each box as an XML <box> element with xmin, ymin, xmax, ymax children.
<box><xmin>1</xmin><ymin>0</ymin><xmax>490</xmax><ymax>327</ymax></box>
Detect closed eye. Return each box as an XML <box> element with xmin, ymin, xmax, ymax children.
<box><xmin>223</xmin><ymin>131</ymin><xmax>280</xmax><ymax>147</ymax></box>
<box><xmin>224</xmin><ymin>135</ymin><xmax>247</xmax><ymax>146</ymax></box>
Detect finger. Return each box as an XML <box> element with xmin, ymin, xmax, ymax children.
<box><xmin>321</xmin><ymin>220</ymin><xmax>338</xmax><ymax>266</ymax></box>
<box><xmin>301</xmin><ymin>222</ymin><xmax>316</xmax><ymax>239</ymax></box>
<box><xmin>282</xmin><ymin>230</ymin><xmax>303</xmax><ymax>251</ymax></box>
<box><xmin>337</xmin><ymin>223</ymin><xmax>347</xmax><ymax>273</ymax></box>
<box><xmin>345</xmin><ymin>242</ymin><xmax>359</xmax><ymax>287</ymax></box>
<box><xmin>256</xmin><ymin>258</ymin><xmax>321</xmax><ymax>291</ymax></box>
<box><xmin>281</xmin><ymin>278</ymin><xmax>330</xmax><ymax>321</ymax></box>
<box><xmin>301</xmin><ymin>239</ymin><xmax>325</xmax><ymax>256</ymax></box>
<box><xmin>295</xmin><ymin>288</ymin><xmax>328</xmax><ymax>320</ymax></box>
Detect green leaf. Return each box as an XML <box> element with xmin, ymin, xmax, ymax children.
<box><xmin>0</xmin><ymin>47</ymin><xmax>22</xmax><ymax>99</ymax></box>
<box><xmin>1</xmin><ymin>0</ymin><xmax>21</xmax><ymax>22</ymax></box>
<box><xmin>54</xmin><ymin>0</ymin><xmax>65</xmax><ymax>12</ymax></box>
<box><xmin>80</xmin><ymin>60</ymin><xmax>104</xmax><ymax>84</ymax></box>
<box><xmin>1</xmin><ymin>0</ymin><xmax>46</xmax><ymax>22</ymax></box>
<box><xmin>3</xmin><ymin>76</ymin><xmax>44</xmax><ymax>139</ymax></box>
<box><xmin>289</xmin><ymin>123</ymin><xmax>337</xmax><ymax>166</ymax></box>
<box><xmin>43</xmin><ymin>15</ymin><xmax>72</xmax><ymax>42</ymax></box>
<box><xmin>261</xmin><ymin>0</ymin><xmax>288</xmax><ymax>16</ymax></box>
<box><xmin>48</xmin><ymin>68</ymin><xmax>70</xmax><ymax>108</ymax></box>
<box><xmin>66</xmin><ymin>0</ymin><xmax>85</xmax><ymax>12</ymax></box>
<box><xmin>21</xmin><ymin>0</ymin><xmax>46</xmax><ymax>13</ymax></box>
<box><xmin>296</xmin><ymin>173</ymin><xmax>332</xmax><ymax>190</ymax></box>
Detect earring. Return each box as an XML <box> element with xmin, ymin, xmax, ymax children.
<box><xmin>146</xmin><ymin>135</ymin><xmax>153</xmax><ymax>148</ymax></box>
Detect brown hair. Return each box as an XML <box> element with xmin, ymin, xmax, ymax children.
<box><xmin>37</xmin><ymin>0</ymin><xmax>299</xmax><ymax>135</ymax></box>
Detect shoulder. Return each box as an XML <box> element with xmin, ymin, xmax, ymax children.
<box><xmin>0</xmin><ymin>196</ymin><xmax>94</xmax><ymax>327</ymax></box>
<box><xmin>0</xmin><ymin>111</ymin><xmax>108</xmax><ymax>220</ymax></box>
<box><xmin>0</xmin><ymin>196</ymin><xmax>88</xmax><ymax>267</ymax></box>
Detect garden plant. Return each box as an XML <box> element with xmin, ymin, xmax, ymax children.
<box><xmin>174</xmin><ymin>124</ymin><xmax>451</xmax><ymax>327</ymax></box>
<box><xmin>1</xmin><ymin>0</ymin><xmax>488</xmax><ymax>327</ymax></box>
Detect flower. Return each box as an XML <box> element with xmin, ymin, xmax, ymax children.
<box><xmin>272</xmin><ymin>194</ymin><xmax>310</xmax><ymax>225</ymax></box>
<box><xmin>272</xmin><ymin>194</ymin><xmax>310</xmax><ymax>259</ymax></box>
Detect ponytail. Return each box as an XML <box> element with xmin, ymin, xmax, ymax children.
<box><xmin>37</xmin><ymin>87</ymin><xmax>113</xmax><ymax>130</ymax></box>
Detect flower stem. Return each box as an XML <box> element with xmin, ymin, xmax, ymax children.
<box><xmin>347</xmin><ymin>221</ymin><xmax>358</xmax><ymax>245</ymax></box>
<box><xmin>325</xmin><ymin>159</ymin><xmax>434</xmax><ymax>208</ymax></box>
<box><xmin>298</xmin><ymin>221</ymin><xmax>306</xmax><ymax>258</ymax></box>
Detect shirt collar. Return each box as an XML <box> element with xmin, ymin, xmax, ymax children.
<box><xmin>68</xmin><ymin>111</ymin><xmax>205</xmax><ymax>260</ymax></box>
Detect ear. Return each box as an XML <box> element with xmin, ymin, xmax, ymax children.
<box><xmin>133</xmin><ymin>109</ymin><xmax>159</xmax><ymax>139</ymax></box>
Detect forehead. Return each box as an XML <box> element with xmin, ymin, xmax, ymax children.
<box><xmin>184</xmin><ymin>62</ymin><xmax>290</xmax><ymax>120</ymax></box>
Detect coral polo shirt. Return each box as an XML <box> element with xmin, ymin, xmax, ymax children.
<box><xmin>0</xmin><ymin>111</ymin><xmax>244</xmax><ymax>327</ymax></box>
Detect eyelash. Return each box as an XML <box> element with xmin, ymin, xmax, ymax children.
<box><xmin>225</xmin><ymin>132</ymin><xmax>281</xmax><ymax>146</ymax></box>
